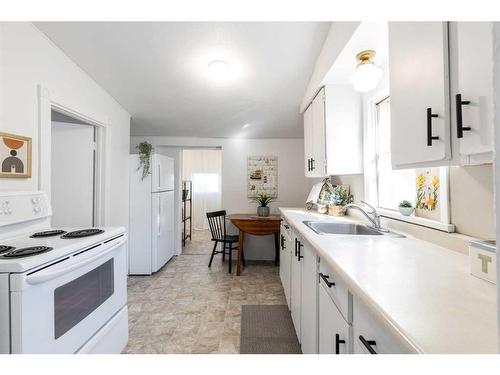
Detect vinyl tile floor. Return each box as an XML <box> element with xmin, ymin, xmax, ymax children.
<box><xmin>124</xmin><ymin>229</ymin><xmax>286</xmax><ymax>354</ymax></box>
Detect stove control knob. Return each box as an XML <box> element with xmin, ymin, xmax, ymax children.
<box><xmin>6</xmin><ymin>208</ymin><xmax>12</xmax><ymax>215</ymax></box>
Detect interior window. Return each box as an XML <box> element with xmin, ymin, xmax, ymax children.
<box><xmin>375</xmin><ymin>97</ymin><xmax>416</xmax><ymax>211</ymax></box>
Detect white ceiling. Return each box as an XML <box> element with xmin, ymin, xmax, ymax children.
<box><xmin>35</xmin><ymin>22</ymin><xmax>330</xmax><ymax>138</ymax></box>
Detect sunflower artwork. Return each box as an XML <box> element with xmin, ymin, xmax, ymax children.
<box><xmin>416</xmin><ymin>169</ymin><xmax>440</xmax><ymax>216</ymax></box>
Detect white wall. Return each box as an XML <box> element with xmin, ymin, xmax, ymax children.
<box><xmin>131</xmin><ymin>136</ymin><xmax>309</xmax><ymax>260</ymax></box>
<box><xmin>0</xmin><ymin>23</ymin><xmax>130</xmax><ymax>230</ymax></box>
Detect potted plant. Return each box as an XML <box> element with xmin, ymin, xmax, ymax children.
<box><xmin>398</xmin><ymin>200</ymin><xmax>414</xmax><ymax>216</ymax></box>
<box><xmin>251</xmin><ymin>192</ymin><xmax>276</xmax><ymax>217</ymax></box>
<box><xmin>326</xmin><ymin>186</ymin><xmax>353</xmax><ymax>217</ymax></box>
<box><xmin>136</xmin><ymin>141</ymin><xmax>153</xmax><ymax>180</ymax></box>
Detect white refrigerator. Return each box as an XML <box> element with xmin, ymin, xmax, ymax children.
<box><xmin>129</xmin><ymin>153</ymin><xmax>175</xmax><ymax>275</ymax></box>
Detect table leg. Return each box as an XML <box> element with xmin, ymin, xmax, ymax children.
<box><xmin>274</xmin><ymin>232</ymin><xmax>280</xmax><ymax>266</ymax></box>
<box><xmin>237</xmin><ymin>230</ymin><xmax>244</xmax><ymax>276</ymax></box>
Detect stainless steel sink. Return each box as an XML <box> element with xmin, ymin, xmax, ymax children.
<box><xmin>303</xmin><ymin>221</ymin><xmax>405</xmax><ymax>238</ymax></box>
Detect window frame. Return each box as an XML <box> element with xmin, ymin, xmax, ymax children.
<box><xmin>363</xmin><ymin>87</ymin><xmax>455</xmax><ymax>233</ymax></box>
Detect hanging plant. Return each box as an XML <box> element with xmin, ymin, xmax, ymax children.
<box><xmin>136</xmin><ymin>141</ymin><xmax>153</xmax><ymax>180</ymax></box>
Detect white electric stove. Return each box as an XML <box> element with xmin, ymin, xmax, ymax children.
<box><xmin>0</xmin><ymin>191</ymin><xmax>129</xmax><ymax>354</ymax></box>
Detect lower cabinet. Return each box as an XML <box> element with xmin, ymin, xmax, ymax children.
<box><xmin>318</xmin><ymin>282</ymin><xmax>350</xmax><ymax>354</ymax></box>
<box><xmin>282</xmin><ymin>224</ymin><xmax>417</xmax><ymax>355</ymax></box>
<box><xmin>353</xmin><ymin>296</ymin><xmax>417</xmax><ymax>354</ymax></box>
<box><xmin>300</xmin><ymin>241</ymin><xmax>318</xmax><ymax>354</ymax></box>
<box><xmin>279</xmin><ymin>225</ymin><xmax>292</xmax><ymax>309</ymax></box>
<box><xmin>290</xmin><ymin>236</ymin><xmax>302</xmax><ymax>341</ymax></box>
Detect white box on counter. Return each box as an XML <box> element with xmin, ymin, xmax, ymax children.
<box><xmin>469</xmin><ymin>240</ymin><xmax>496</xmax><ymax>284</ymax></box>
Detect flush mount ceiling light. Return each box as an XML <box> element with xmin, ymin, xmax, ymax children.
<box><xmin>349</xmin><ymin>50</ymin><xmax>383</xmax><ymax>93</ymax></box>
<box><xmin>242</xmin><ymin>123</ymin><xmax>250</xmax><ymax>129</ymax></box>
<box><xmin>208</xmin><ymin>60</ymin><xmax>231</xmax><ymax>81</ymax></box>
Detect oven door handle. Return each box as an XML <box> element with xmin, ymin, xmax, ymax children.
<box><xmin>25</xmin><ymin>238</ymin><xmax>125</xmax><ymax>286</ymax></box>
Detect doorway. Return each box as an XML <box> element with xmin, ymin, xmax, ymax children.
<box><xmin>181</xmin><ymin>148</ymin><xmax>222</xmax><ymax>252</ymax></box>
<box><xmin>50</xmin><ymin>110</ymin><xmax>98</xmax><ymax>227</ymax></box>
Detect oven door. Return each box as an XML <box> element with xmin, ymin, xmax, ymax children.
<box><xmin>9</xmin><ymin>235</ymin><xmax>127</xmax><ymax>354</ymax></box>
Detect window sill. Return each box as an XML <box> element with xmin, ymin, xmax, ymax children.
<box><xmin>378</xmin><ymin>208</ymin><xmax>455</xmax><ymax>233</ymax></box>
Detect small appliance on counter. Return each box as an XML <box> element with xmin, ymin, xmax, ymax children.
<box><xmin>469</xmin><ymin>239</ymin><xmax>496</xmax><ymax>284</ymax></box>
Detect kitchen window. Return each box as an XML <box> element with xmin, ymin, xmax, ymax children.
<box><xmin>365</xmin><ymin>93</ymin><xmax>454</xmax><ymax>232</ymax></box>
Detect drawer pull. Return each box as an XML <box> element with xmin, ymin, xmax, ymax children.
<box><xmin>297</xmin><ymin>241</ymin><xmax>303</xmax><ymax>261</ymax></box>
<box><xmin>456</xmin><ymin>94</ymin><xmax>471</xmax><ymax>138</ymax></box>
<box><xmin>335</xmin><ymin>333</ymin><xmax>346</xmax><ymax>354</ymax></box>
<box><xmin>319</xmin><ymin>272</ymin><xmax>335</xmax><ymax>288</ymax></box>
<box><xmin>426</xmin><ymin>108</ymin><xmax>439</xmax><ymax>146</ymax></box>
<box><xmin>359</xmin><ymin>335</ymin><xmax>377</xmax><ymax>354</ymax></box>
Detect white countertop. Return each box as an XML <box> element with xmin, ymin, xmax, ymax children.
<box><xmin>279</xmin><ymin>208</ymin><xmax>498</xmax><ymax>354</ymax></box>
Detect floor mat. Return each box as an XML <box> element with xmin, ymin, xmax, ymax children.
<box><xmin>240</xmin><ymin>305</ymin><xmax>301</xmax><ymax>354</ymax></box>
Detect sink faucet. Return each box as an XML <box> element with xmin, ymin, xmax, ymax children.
<box><xmin>344</xmin><ymin>201</ymin><xmax>386</xmax><ymax>231</ymax></box>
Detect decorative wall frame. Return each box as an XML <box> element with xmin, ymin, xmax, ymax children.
<box><xmin>247</xmin><ymin>155</ymin><xmax>278</xmax><ymax>198</ymax></box>
<box><xmin>0</xmin><ymin>132</ymin><xmax>32</xmax><ymax>178</ymax></box>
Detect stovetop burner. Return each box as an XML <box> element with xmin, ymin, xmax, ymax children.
<box><xmin>1</xmin><ymin>246</ymin><xmax>53</xmax><ymax>258</ymax></box>
<box><xmin>30</xmin><ymin>230</ymin><xmax>67</xmax><ymax>238</ymax></box>
<box><xmin>0</xmin><ymin>245</ymin><xmax>15</xmax><ymax>255</ymax></box>
<box><xmin>61</xmin><ymin>229</ymin><xmax>104</xmax><ymax>239</ymax></box>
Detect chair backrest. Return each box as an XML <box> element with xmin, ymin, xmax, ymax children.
<box><xmin>206</xmin><ymin>210</ymin><xmax>227</xmax><ymax>241</ymax></box>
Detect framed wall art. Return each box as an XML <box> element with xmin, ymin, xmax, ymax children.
<box><xmin>247</xmin><ymin>155</ymin><xmax>278</xmax><ymax>198</ymax></box>
<box><xmin>0</xmin><ymin>132</ymin><xmax>32</xmax><ymax>178</ymax></box>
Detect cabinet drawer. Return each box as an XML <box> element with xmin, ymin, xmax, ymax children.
<box><xmin>353</xmin><ymin>297</ymin><xmax>417</xmax><ymax>354</ymax></box>
<box><xmin>319</xmin><ymin>284</ymin><xmax>351</xmax><ymax>354</ymax></box>
<box><xmin>318</xmin><ymin>259</ymin><xmax>350</xmax><ymax>323</ymax></box>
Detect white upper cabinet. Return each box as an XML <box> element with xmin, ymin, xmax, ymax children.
<box><xmin>311</xmin><ymin>90</ymin><xmax>327</xmax><ymax>176</ymax></box>
<box><xmin>303</xmin><ymin>85</ymin><xmax>362</xmax><ymax>177</ymax></box>
<box><xmin>449</xmin><ymin>22</ymin><xmax>494</xmax><ymax>165</ymax></box>
<box><xmin>303</xmin><ymin>104</ymin><xmax>315</xmax><ymax>176</ymax></box>
<box><xmin>389</xmin><ymin>22</ymin><xmax>494</xmax><ymax>168</ymax></box>
<box><xmin>389</xmin><ymin>22</ymin><xmax>451</xmax><ymax>168</ymax></box>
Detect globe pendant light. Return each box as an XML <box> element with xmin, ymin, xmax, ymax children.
<box><xmin>349</xmin><ymin>50</ymin><xmax>383</xmax><ymax>93</ymax></box>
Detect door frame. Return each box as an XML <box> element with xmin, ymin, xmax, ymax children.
<box><xmin>38</xmin><ymin>85</ymin><xmax>106</xmax><ymax>227</ymax></box>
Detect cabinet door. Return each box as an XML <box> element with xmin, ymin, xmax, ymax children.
<box><xmin>318</xmin><ymin>285</ymin><xmax>350</xmax><ymax>354</ymax></box>
<box><xmin>310</xmin><ymin>89</ymin><xmax>327</xmax><ymax>177</ymax></box>
<box><xmin>290</xmin><ymin>236</ymin><xmax>302</xmax><ymax>340</ymax></box>
<box><xmin>300</xmin><ymin>243</ymin><xmax>318</xmax><ymax>354</ymax></box>
<box><xmin>450</xmin><ymin>22</ymin><xmax>494</xmax><ymax>163</ymax></box>
<box><xmin>389</xmin><ymin>22</ymin><xmax>451</xmax><ymax>168</ymax></box>
<box><xmin>303</xmin><ymin>105</ymin><xmax>314</xmax><ymax>177</ymax></box>
<box><xmin>279</xmin><ymin>231</ymin><xmax>292</xmax><ymax>308</ymax></box>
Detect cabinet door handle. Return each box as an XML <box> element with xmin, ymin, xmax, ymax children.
<box><xmin>310</xmin><ymin>158</ymin><xmax>315</xmax><ymax>171</ymax></box>
<box><xmin>297</xmin><ymin>241</ymin><xmax>303</xmax><ymax>261</ymax></box>
<box><xmin>426</xmin><ymin>108</ymin><xmax>439</xmax><ymax>146</ymax></box>
<box><xmin>284</xmin><ymin>224</ymin><xmax>289</xmax><ymax>229</ymax></box>
<box><xmin>280</xmin><ymin>235</ymin><xmax>285</xmax><ymax>250</ymax></box>
<box><xmin>295</xmin><ymin>238</ymin><xmax>298</xmax><ymax>257</ymax></box>
<box><xmin>335</xmin><ymin>333</ymin><xmax>346</xmax><ymax>354</ymax></box>
<box><xmin>359</xmin><ymin>335</ymin><xmax>377</xmax><ymax>354</ymax></box>
<box><xmin>456</xmin><ymin>94</ymin><xmax>471</xmax><ymax>139</ymax></box>
<box><xmin>319</xmin><ymin>272</ymin><xmax>335</xmax><ymax>287</ymax></box>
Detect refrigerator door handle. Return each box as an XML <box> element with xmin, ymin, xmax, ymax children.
<box><xmin>158</xmin><ymin>164</ymin><xmax>161</xmax><ymax>190</ymax></box>
<box><xmin>158</xmin><ymin>195</ymin><xmax>161</xmax><ymax>237</ymax></box>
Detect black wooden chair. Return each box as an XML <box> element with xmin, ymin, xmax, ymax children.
<box><xmin>206</xmin><ymin>210</ymin><xmax>245</xmax><ymax>274</ymax></box>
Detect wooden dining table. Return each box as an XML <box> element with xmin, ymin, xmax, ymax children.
<box><xmin>226</xmin><ymin>213</ymin><xmax>282</xmax><ymax>276</ymax></box>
